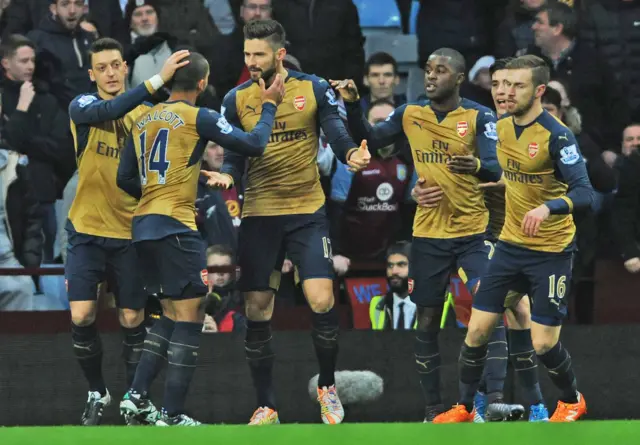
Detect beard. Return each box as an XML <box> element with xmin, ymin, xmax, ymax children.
<box><xmin>388</xmin><ymin>276</ymin><xmax>409</xmax><ymax>294</ymax></box>
<box><xmin>512</xmin><ymin>93</ymin><xmax>537</xmax><ymax>117</ymax></box>
<box><xmin>250</xmin><ymin>57</ymin><xmax>277</xmax><ymax>84</ymax></box>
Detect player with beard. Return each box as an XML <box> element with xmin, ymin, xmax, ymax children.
<box><xmin>203</xmin><ymin>19</ymin><xmax>370</xmax><ymax>425</ymax></box>
<box><xmin>333</xmin><ymin>48</ymin><xmax>513</xmax><ymax>422</ymax></box>
<box><xmin>434</xmin><ymin>55</ymin><xmax>592</xmax><ymax>423</ymax></box>
<box><xmin>369</xmin><ymin>242</ymin><xmax>415</xmax><ymax>330</ymax></box>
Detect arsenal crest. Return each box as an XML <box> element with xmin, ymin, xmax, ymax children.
<box><xmin>293</xmin><ymin>95</ymin><xmax>306</xmax><ymax>111</ymax></box>
<box><xmin>408</xmin><ymin>278</ymin><xmax>414</xmax><ymax>294</ymax></box>
<box><xmin>200</xmin><ymin>269</ymin><xmax>209</xmax><ymax>286</ymax></box>
<box><xmin>528</xmin><ymin>142</ymin><xmax>539</xmax><ymax>158</ymax></box>
<box><xmin>456</xmin><ymin>121</ymin><xmax>468</xmax><ymax>137</ymax></box>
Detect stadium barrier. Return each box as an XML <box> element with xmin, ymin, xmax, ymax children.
<box><xmin>0</xmin><ymin>327</ymin><xmax>636</xmax><ymax>425</ymax></box>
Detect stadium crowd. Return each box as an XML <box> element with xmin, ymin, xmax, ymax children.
<box><xmin>0</xmin><ymin>0</ymin><xmax>639</xmax><ymax>332</ymax></box>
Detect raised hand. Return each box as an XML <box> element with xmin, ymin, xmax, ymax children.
<box><xmin>159</xmin><ymin>50</ymin><xmax>191</xmax><ymax>83</ymax></box>
<box><xmin>329</xmin><ymin>79</ymin><xmax>359</xmax><ymax>102</ymax></box>
<box><xmin>347</xmin><ymin>139</ymin><xmax>371</xmax><ymax>172</ymax></box>
<box><xmin>260</xmin><ymin>74</ymin><xmax>285</xmax><ymax>105</ymax></box>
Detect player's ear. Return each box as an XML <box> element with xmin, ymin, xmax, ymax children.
<box><xmin>536</xmin><ymin>83</ymin><xmax>546</xmax><ymax>98</ymax></box>
<box><xmin>122</xmin><ymin>61</ymin><xmax>128</xmax><ymax>76</ymax></box>
<box><xmin>276</xmin><ymin>46</ymin><xmax>286</xmax><ymax>62</ymax></box>
<box><xmin>393</xmin><ymin>74</ymin><xmax>400</xmax><ymax>87</ymax></box>
<box><xmin>1</xmin><ymin>58</ymin><xmax>8</xmax><ymax>72</ymax></box>
<box><xmin>456</xmin><ymin>73</ymin><xmax>465</xmax><ymax>86</ymax></box>
<box><xmin>88</xmin><ymin>68</ymin><xmax>96</xmax><ymax>83</ymax></box>
<box><xmin>363</xmin><ymin>75</ymin><xmax>369</xmax><ymax>88</ymax></box>
<box><xmin>49</xmin><ymin>3</ymin><xmax>56</xmax><ymax>16</ymax></box>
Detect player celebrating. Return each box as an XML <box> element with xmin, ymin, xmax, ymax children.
<box><xmin>206</xmin><ymin>19</ymin><xmax>369</xmax><ymax>425</ymax></box>
<box><xmin>333</xmin><ymin>48</ymin><xmax>509</xmax><ymax>422</ymax></box>
<box><xmin>116</xmin><ymin>52</ymin><xmax>284</xmax><ymax>426</ymax></box>
<box><xmin>434</xmin><ymin>55</ymin><xmax>592</xmax><ymax>423</ymax></box>
<box><xmin>66</xmin><ymin>37</ymin><xmax>188</xmax><ymax>425</ymax></box>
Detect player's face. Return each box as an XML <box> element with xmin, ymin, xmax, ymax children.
<box><xmin>244</xmin><ymin>38</ymin><xmax>284</xmax><ymax>83</ymax></box>
<box><xmin>208</xmin><ymin>254</ymin><xmax>233</xmax><ymax>288</ymax></box>
<box><xmin>1</xmin><ymin>45</ymin><xmax>35</xmax><ymax>82</ymax></box>
<box><xmin>241</xmin><ymin>0</ymin><xmax>272</xmax><ymax>23</ymax></box>
<box><xmin>424</xmin><ymin>56</ymin><xmax>462</xmax><ymax>101</ymax></box>
<box><xmin>365</xmin><ymin>64</ymin><xmax>397</xmax><ymax>100</ymax></box>
<box><xmin>387</xmin><ymin>254</ymin><xmax>409</xmax><ymax>293</ymax></box>
<box><xmin>89</xmin><ymin>50</ymin><xmax>128</xmax><ymax>97</ymax></box>
<box><xmin>131</xmin><ymin>5</ymin><xmax>158</xmax><ymax>37</ymax></box>
<box><xmin>205</xmin><ymin>141</ymin><xmax>224</xmax><ymax>171</ymax></box>
<box><xmin>622</xmin><ymin>125</ymin><xmax>640</xmax><ymax>156</ymax></box>
<box><xmin>505</xmin><ymin>68</ymin><xmax>544</xmax><ymax>116</ymax></box>
<box><xmin>490</xmin><ymin>69</ymin><xmax>509</xmax><ymax>118</ymax></box>
<box><xmin>50</xmin><ymin>0</ymin><xmax>84</xmax><ymax>31</ymax></box>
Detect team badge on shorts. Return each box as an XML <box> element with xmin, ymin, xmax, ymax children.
<box><xmin>200</xmin><ymin>269</ymin><xmax>209</xmax><ymax>286</ymax></box>
<box><xmin>408</xmin><ymin>278</ymin><xmax>414</xmax><ymax>294</ymax></box>
<box><xmin>294</xmin><ymin>95</ymin><xmax>306</xmax><ymax>111</ymax></box>
<box><xmin>456</xmin><ymin>121</ymin><xmax>468</xmax><ymax>137</ymax></box>
<box><xmin>528</xmin><ymin>142</ymin><xmax>539</xmax><ymax>158</ymax></box>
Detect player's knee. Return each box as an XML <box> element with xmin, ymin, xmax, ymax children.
<box><xmin>245</xmin><ymin>291</ymin><xmax>275</xmax><ymax>321</ymax></box>
<box><xmin>70</xmin><ymin>306</ymin><xmax>97</xmax><ymax>326</ymax></box>
<box><xmin>466</xmin><ymin>315</ymin><xmax>495</xmax><ymax>347</ymax></box>
<box><xmin>119</xmin><ymin>308</ymin><xmax>145</xmax><ymax>328</ymax></box>
<box><xmin>532</xmin><ymin>338</ymin><xmax>556</xmax><ymax>356</ymax></box>
<box><xmin>308</xmin><ymin>296</ymin><xmax>334</xmax><ymax>314</ymax></box>
<box><xmin>416</xmin><ymin>306</ymin><xmax>442</xmax><ymax>333</ymax></box>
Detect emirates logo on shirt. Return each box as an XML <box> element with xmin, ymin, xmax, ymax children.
<box><xmin>528</xmin><ymin>142</ymin><xmax>539</xmax><ymax>158</ymax></box>
<box><xmin>408</xmin><ymin>278</ymin><xmax>414</xmax><ymax>294</ymax></box>
<box><xmin>456</xmin><ymin>121</ymin><xmax>468</xmax><ymax>137</ymax></box>
<box><xmin>200</xmin><ymin>269</ymin><xmax>209</xmax><ymax>286</ymax></box>
<box><xmin>294</xmin><ymin>95</ymin><xmax>306</xmax><ymax>111</ymax></box>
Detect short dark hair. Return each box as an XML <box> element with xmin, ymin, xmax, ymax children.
<box><xmin>367</xmin><ymin>98</ymin><xmax>396</xmax><ymax>118</ymax></box>
<box><xmin>365</xmin><ymin>52</ymin><xmax>398</xmax><ymax>76</ymax></box>
<box><xmin>542</xmin><ymin>85</ymin><xmax>563</xmax><ymax>109</ymax></box>
<box><xmin>506</xmin><ymin>55</ymin><xmax>550</xmax><ymax>87</ymax></box>
<box><xmin>429</xmin><ymin>47</ymin><xmax>466</xmax><ymax>74</ymax></box>
<box><xmin>243</xmin><ymin>19</ymin><xmax>286</xmax><ymax>50</ymax></box>
<box><xmin>89</xmin><ymin>37</ymin><xmax>124</xmax><ymax>59</ymax></box>
<box><xmin>170</xmin><ymin>52</ymin><xmax>209</xmax><ymax>92</ymax></box>
<box><xmin>206</xmin><ymin>244</ymin><xmax>234</xmax><ymax>260</ymax></box>
<box><xmin>386</xmin><ymin>241</ymin><xmax>411</xmax><ymax>262</ymax></box>
<box><xmin>543</xmin><ymin>1</ymin><xmax>577</xmax><ymax>39</ymax></box>
<box><xmin>0</xmin><ymin>34</ymin><xmax>35</xmax><ymax>59</ymax></box>
<box><xmin>489</xmin><ymin>57</ymin><xmax>513</xmax><ymax>76</ymax></box>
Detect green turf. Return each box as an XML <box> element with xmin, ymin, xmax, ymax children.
<box><xmin>0</xmin><ymin>422</ymin><xmax>638</xmax><ymax>445</ymax></box>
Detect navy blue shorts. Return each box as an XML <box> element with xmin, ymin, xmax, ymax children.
<box><xmin>237</xmin><ymin>206</ymin><xmax>333</xmax><ymax>292</ymax></box>
<box><xmin>135</xmin><ymin>232</ymin><xmax>208</xmax><ymax>300</ymax></box>
<box><xmin>472</xmin><ymin>241</ymin><xmax>572</xmax><ymax>326</ymax></box>
<box><xmin>409</xmin><ymin>234</ymin><xmax>492</xmax><ymax>307</ymax></box>
<box><xmin>65</xmin><ymin>230</ymin><xmax>145</xmax><ymax>309</ymax></box>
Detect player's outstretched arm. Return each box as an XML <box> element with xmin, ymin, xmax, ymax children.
<box><xmin>545</xmin><ymin>132</ymin><xmax>594</xmax><ymax>215</ymax></box>
<box><xmin>116</xmin><ymin>134</ymin><xmax>142</xmax><ymax>199</ymax></box>
<box><xmin>330</xmin><ymin>78</ymin><xmax>405</xmax><ymax>152</ymax></box>
<box><xmin>69</xmin><ymin>50</ymin><xmax>190</xmax><ymax>125</ymax></box>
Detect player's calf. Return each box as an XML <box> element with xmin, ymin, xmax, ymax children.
<box><xmin>509</xmin><ymin>328</ymin><xmax>546</xmax><ymax>419</ymax></box>
<box><xmin>119</xmin><ymin>308</ymin><xmax>146</xmax><ymax>387</ymax></box>
<box><xmin>414</xmin><ymin>306</ymin><xmax>444</xmax><ymax>422</ymax></box>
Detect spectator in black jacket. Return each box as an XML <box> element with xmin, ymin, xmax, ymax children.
<box><xmin>1</xmin><ymin>0</ymin><xmax>127</xmax><ymax>45</ymax></box>
<box><xmin>581</xmin><ymin>0</ymin><xmax>640</xmax><ymax>120</ymax></box>
<box><xmin>612</xmin><ymin>149</ymin><xmax>640</xmax><ymax>274</ymax></box>
<box><xmin>26</xmin><ymin>0</ymin><xmax>96</xmax><ymax>109</ymax></box>
<box><xmin>526</xmin><ymin>1</ymin><xmax>630</xmax><ymax>150</ymax></box>
<box><xmin>1</xmin><ymin>35</ymin><xmax>73</xmax><ymax>262</ymax></box>
<box><xmin>273</xmin><ymin>0</ymin><xmax>365</xmax><ymax>90</ymax></box>
<box><xmin>0</xmin><ymin>149</ymin><xmax>42</xmax><ymax>310</ymax></box>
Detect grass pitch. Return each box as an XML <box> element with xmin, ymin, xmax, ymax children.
<box><xmin>0</xmin><ymin>422</ymin><xmax>637</xmax><ymax>445</ymax></box>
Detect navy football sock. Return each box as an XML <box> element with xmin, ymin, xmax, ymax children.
<box><xmin>131</xmin><ymin>316</ymin><xmax>175</xmax><ymax>395</ymax></box>
<box><xmin>459</xmin><ymin>342</ymin><xmax>488</xmax><ymax>411</ymax></box>
<box><xmin>415</xmin><ymin>330</ymin><xmax>442</xmax><ymax>406</ymax></box>
<box><xmin>71</xmin><ymin>322</ymin><xmax>106</xmax><ymax>395</ymax></box>
<box><xmin>163</xmin><ymin>321</ymin><xmax>202</xmax><ymax>417</ymax></box>
<box><xmin>311</xmin><ymin>307</ymin><xmax>339</xmax><ymax>388</ymax></box>
<box><xmin>482</xmin><ymin>320</ymin><xmax>508</xmax><ymax>402</ymax></box>
<box><xmin>537</xmin><ymin>341</ymin><xmax>578</xmax><ymax>404</ymax></box>
<box><xmin>245</xmin><ymin>320</ymin><xmax>277</xmax><ymax>409</ymax></box>
<box><xmin>121</xmin><ymin>323</ymin><xmax>147</xmax><ymax>387</ymax></box>
<box><xmin>509</xmin><ymin>329</ymin><xmax>543</xmax><ymax>406</ymax></box>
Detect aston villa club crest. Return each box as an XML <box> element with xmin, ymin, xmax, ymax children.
<box><xmin>200</xmin><ymin>269</ymin><xmax>209</xmax><ymax>286</ymax></box>
<box><xmin>294</xmin><ymin>95</ymin><xmax>306</xmax><ymax>111</ymax></box>
<box><xmin>528</xmin><ymin>142</ymin><xmax>539</xmax><ymax>158</ymax></box>
<box><xmin>456</xmin><ymin>121</ymin><xmax>468</xmax><ymax>137</ymax></box>
<box><xmin>408</xmin><ymin>278</ymin><xmax>414</xmax><ymax>294</ymax></box>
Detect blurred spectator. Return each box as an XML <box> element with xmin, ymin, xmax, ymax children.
<box><xmin>541</xmin><ymin>84</ymin><xmax>616</xmax><ymax>193</ymax></box>
<box><xmin>460</xmin><ymin>55</ymin><xmax>495</xmax><ymax>109</ymax></box>
<box><xmin>273</xmin><ymin>0</ymin><xmax>365</xmax><ymax>89</ymax></box>
<box><xmin>329</xmin><ymin>99</ymin><xmax>414</xmax><ymax>274</ymax></box>
<box><xmin>26</xmin><ymin>0</ymin><xmax>96</xmax><ymax>109</ymax></box>
<box><xmin>1</xmin><ymin>0</ymin><xmax>127</xmax><ymax>45</ymax></box>
<box><xmin>360</xmin><ymin>52</ymin><xmax>406</xmax><ymax>115</ymax></box>
<box><xmin>602</xmin><ymin>124</ymin><xmax>640</xmax><ymax>170</ymax></box>
<box><xmin>203</xmin><ymin>244</ymin><xmax>245</xmax><ymax>333</ymax></box>
<box><xmin>204</xmin><ymin>0</ymin><xmax>236</xmax><ymax>36</ymax></box>
<box><xmin>525</xmin><ymin>0</ymin><xmax>630</xmax><ymax>149</ymax></box>
<box><xmin>494</xmin><ymin>0</ymin><xmax>545</xmax><ymax>58</ymax></box>
<box><xmin>612</xmin><ymin>149</ymin><xmax>640</xmax><ymax>274</ymax></box>
<box><xmin>369</xmin><ymin>242</ymin><xmax>415</xmax><ymax>330</ymax></box>
<box><xmin>0</xmin><ymin>0</ymin><xmax>11</xmax><ymax>29</ymax></box>
<box><xmin>196</xmin><ymin>141</ymin><xmax>241</xmax><ymax>254</ymax></box>
<box><xmin>581</xmin><ymin>0</ymin><xmax>640</xmax><ymax>120</ymax></box>
<box><xmin>0</xmin><ymin>149</ymin><xmax>42</xmax><ymax>310</ymax></box>
<box><xmin>79</xmin><ymin>15</ymin><xmax>99</xmax><ymax>40</ymax></box>
<box><xmin>416</xmin><ymin>0</ymin><xmax>495</xmax><ymax>70</ymax></box>
<box><xmin>1</xmin><ymin>35</ymin><xmax>74</xmax><ymax>262</ymax></box>
<box><xmin>211</xmin><ymin>0</ymin><xmax>273</xmax><ymax>99</ymax></box>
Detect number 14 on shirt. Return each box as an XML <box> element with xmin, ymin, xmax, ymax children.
<box><xmin>139</xmin><ymin>128</ymin><xmax>171</xmax><ymax>185</ymax></box>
